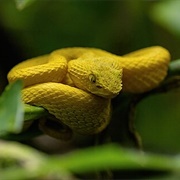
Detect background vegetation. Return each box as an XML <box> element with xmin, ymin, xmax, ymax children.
<box><xmin>0</xmin><ymin>0</ymin><xmax>180</xmax><ymax>179</ymax></box>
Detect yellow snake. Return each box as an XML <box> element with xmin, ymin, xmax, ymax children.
<box><xmin>7</xmin><ymin>46</ymin><xmax>170</xmax><ymax>137</ymax></box>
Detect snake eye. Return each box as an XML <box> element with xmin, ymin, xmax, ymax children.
<box><xmin>89</xmin><ymin>74</ymin><xmax>96</xmax><ymax>83</ymax></box>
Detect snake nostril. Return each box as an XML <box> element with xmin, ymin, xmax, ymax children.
<box><xmin>96</xmin><ymin>85</ymin><xmax>102</xmax><ymax>89</ymax></box>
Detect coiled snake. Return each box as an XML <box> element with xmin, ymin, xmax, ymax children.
<box><xmin>7</xmin><ymin>46</ymin><xmax>170</xmax><ymax>138</ymax></box>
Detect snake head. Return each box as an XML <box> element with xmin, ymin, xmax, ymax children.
<box><xmin>68</xmin><ymin>57</ymin><xmax>123</xmax><ymax>98</ymax></box>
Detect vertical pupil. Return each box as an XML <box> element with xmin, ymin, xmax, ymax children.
<box><xmin>91</xmin><ymin>76</ymin><xmax>96</xmax><ymax>83</ymax></box>
<box><xmin>89</xmin><ymin>74</ymin><xmax>96</xmax><ymax>83</ymax></box>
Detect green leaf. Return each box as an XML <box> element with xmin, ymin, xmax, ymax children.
<box><xmin>1</xmin><ymin>141</ymin><xmax>180</xmax><ymax>179</ymax></box>
<box><xmin>135</xmin><ymin>91</ymin><xmax>180</xmax><ymax>154</ymax></box>
<box><xmin>0</xmin><ymin>140</ymin><xmax>74</xmax><ymax>180</ymax></box>
<box><xmin>44</xmin><ymin>144</ymin><xmax>180</xmax><ymax>176</ymax></box>
<box><xmin>24</xmin><ymin>104</ymin><xmax>48</xmax><ymax>121</ymax></box>
<box><xmin>0</xmin><ymin>140</ymin><xmax>45</xmax><ymax>180</ymax></box>
<box><xmin>14</xmin><ymin>0</ymin><xmax>36</xmax><ymax>10</ymax></box>
<box><xmin>168</xmin><ymin>59</ymin><xmax>180</xmax><ymax>76</ymax></box>
<box><xmin>0</xmin><ymin>80</ymin><xmax>24</xmax><ymax>135</ymax></box>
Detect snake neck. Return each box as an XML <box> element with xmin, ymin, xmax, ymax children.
<box><xmin>61</xmin><ymin>73</ymin><xmax>75</xmax><ymax>87</ymax></box>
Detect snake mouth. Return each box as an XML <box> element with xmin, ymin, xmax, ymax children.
<box><xmin>94</xmin><ymin>91</ymin><xmax>120</xmax><ymax>99</ymax></box>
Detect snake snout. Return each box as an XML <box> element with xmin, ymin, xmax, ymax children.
<box><xmin>94</xmin><ymin>77</ymin><xmax>122</xmax><ymax>99</ymax></box>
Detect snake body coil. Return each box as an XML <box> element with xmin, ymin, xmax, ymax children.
<box><xmin>8</xmin><ymin>46</ymin><xmax>170</xmax><ymax>137</ymax></box>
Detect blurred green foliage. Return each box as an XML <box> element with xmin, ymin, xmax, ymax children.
<box><xmin>1</xmin><ymin>140</ymin><xmax>180</xmax><ymax>179</ymax></box>
<box><xmin>0</xmin><ymin>80</ymin><xmax>23</xmax><ymax>135</ymax></box>
<box><xmin>150</xmin><ymin>0</ymin><xmax>180</xmax><ymax>37</ymax></box>
<box><xmin>136</xmin><ymin>91</ymin><xmax>180</xmax><ymax>154</ymax></box>
<box><xmin>0</xmin><ymin>0</ymin><xmax>180</xmax><ymax>59</ymax></box>
<box><xmin>15</xmin><ymin>0</ymin><xmax>36</xmax><ymax>10</ymax></box>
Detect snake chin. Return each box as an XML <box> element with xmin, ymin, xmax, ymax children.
<box><xmin>85</xmin><ymin>81</ymin><xmax>122</xmax><ymax>99</ymax></box>
<box><xmin>93</xmin><ymin>91</ymin><xmax>120</xmax><ymax>99</ymax></box>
